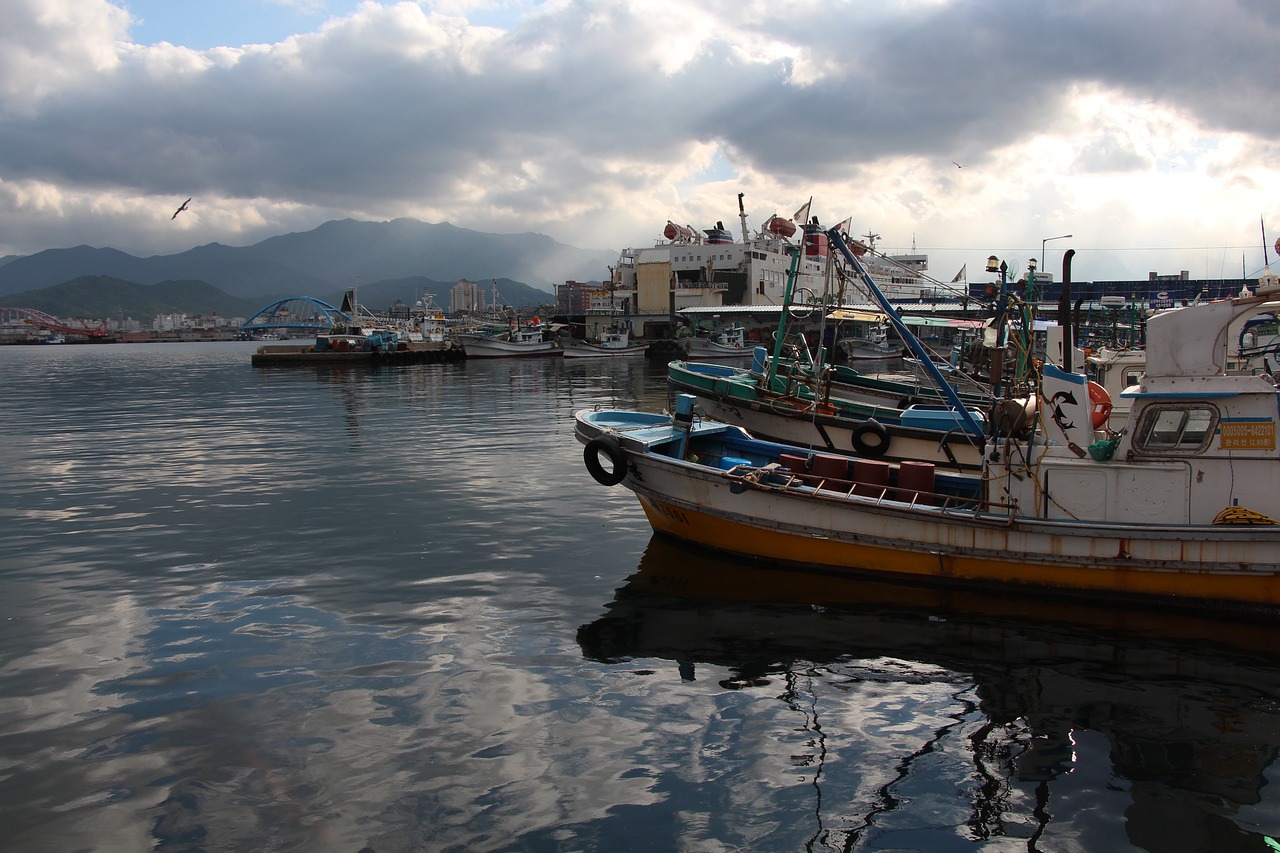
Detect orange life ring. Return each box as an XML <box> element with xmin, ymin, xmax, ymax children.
<box><xmin>1088</xmin><ymin>380</ymin><xmax>1113</xmax><ymax>429</ymax></box>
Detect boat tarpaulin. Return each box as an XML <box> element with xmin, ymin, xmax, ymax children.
<box><xmin>826</xmin><ymin>309</ymin><xmax>886</xmax><ymax>323</ymax></box>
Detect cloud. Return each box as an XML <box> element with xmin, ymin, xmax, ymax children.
<box><xmin>0</xmin><ymin>0</ymin><xmax>130</xmax><ymax>107</ymax></box>
<box><xmin>0</xmin><ymin>0</ymin><xmax>1277</xmax><ymax>282</ymax></box>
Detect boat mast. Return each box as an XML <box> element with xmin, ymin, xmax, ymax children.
<box><xmin>765</xmin><ymin>247</ymin><xmax>805</xmax><ymax>391</ymax></box>
<box><xmin>737</xmin><ymin>193</ymin><xmax>751</xmax><ymax>244</ymax></box>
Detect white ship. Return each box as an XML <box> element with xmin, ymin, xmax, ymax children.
<box><xmin>608</xmin><ymin>196</ymin><xmax>946</xmax><ymax>329</ymax></box>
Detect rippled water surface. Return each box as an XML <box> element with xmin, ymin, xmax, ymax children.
<box><xmin>2</xmin><ymin>342</ymin><xmax>1279</xmax><ymax>852</ymax></box>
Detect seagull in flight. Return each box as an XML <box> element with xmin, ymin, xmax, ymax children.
<box><xmin>952</xmin><ymin>161</ymin><xmax>966</xmax><ymax>169</ymax></box>
<box><xmin>172</xmin><ymin>198</ymin><xmax>191</xmax><ymax>219</ymax></box>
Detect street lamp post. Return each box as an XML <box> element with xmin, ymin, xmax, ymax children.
<box><xmin>1041</xmin><ymin>234</ymin><xmax>1073</xmax><ymax>274</ymax></box>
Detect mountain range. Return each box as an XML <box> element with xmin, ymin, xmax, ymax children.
<box><xmin>0</xmin><ymin>218</ymin><xmax>619</xmax><ymax>316</ymax></box>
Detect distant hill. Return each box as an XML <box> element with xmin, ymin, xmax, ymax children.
<box><xmin>5</xmin><ymin>276</ymin><xmax>271</xmax><ymax>320</ymax></box>
<box><xmin>0</xmin><ymin>218</ymin><xmax>616</xmax><ymax>301</ymax></box>
<box><xmin>4</xmin><ymin>272</ymin><xmax>562</xmax><ymax>322</ymax></box>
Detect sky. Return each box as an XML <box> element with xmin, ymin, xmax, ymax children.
<box><xmin>2</xmin><ymin>0</ymin><xmax>1278</xmax><ymax>285</ymax></box>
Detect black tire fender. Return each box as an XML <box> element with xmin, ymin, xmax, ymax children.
<box><xmin>851</xmin><ymin>420</ymin><xmax>890</xmax><ymax>458</ymax></box>
<box><xmin>584</xmin><ymin>436</ymin><xmax>628</xmax><ymax>486</ymax></box>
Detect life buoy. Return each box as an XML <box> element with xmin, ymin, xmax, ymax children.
<box><xmin>787</xmin><ymin>288</ymin><xmax>817</xmax><ymax>320</ymax></box>
<box><xmin>1088</xmin><ymin>380</ymin><xmax>1113</xmax><ymax>429</ymax></box>
<box><xmin>851</xmin><ymin>420</ymin><xmax>890</xmax><ymax>457</ymax></box>
<box><xmin>584</xmin><ymin>436</ymin><xmax>628</xmax><ymax>486</ymax></box>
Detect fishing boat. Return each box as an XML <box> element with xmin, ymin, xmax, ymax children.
<box><xmin>668</xmin><ymin>356</ymin><xmax>991</xmax><ymax>471</ymax></box>
<box><xmin>404</xmin><ymin>291</ymin><xmax>450</xmax><ymax>346</ymax></box>
<box><xmin>575</xmin><ymin>230</ymin><xmax>1280</xmax><ymax>612</ymax></box>
<box><xmin>757</xmin><ymin>336</ymin><xmax>993</xmax><ymax>412</ymax></box>
<box><xmin>562</xmin><ymin>326</ymin><xmax>649</xmax><ymax>359</ymax></box>
<box><xmin>456</xmin><ymin>319</ymin><xmax>562</xmax><ymax>359</ymax></box>
<box><xmin>407</xmin><ymin>312</ymin><xmax>448</xmax><ymax>345</ymax></box>
<box><xmin>686</xmin><ymin>325</ymin><xmax>752</xmax><ymax>358</ymax></box>
<box><xmin>250</xmin><ymin>320</ymin><xmax>401</xmax><ymax>365</ymax></box>
<box><xmin>1231</xmin><ymin>274</ymin><xmax>1280</xmax><ymax>371</ymax></box>
<box><xmin>667</xmin><ymin>247</ymin><xmax>993</xmax><ymax>470</ymax></box>
<box><xmin>251</xmin><ymin>321</ymin><xmax>463</xmax><ymax>365</ymax></box>
<box><xmin>832</xmin><ymin>314</ymin><xmax>905</xmax><ymax>360</ymax></box>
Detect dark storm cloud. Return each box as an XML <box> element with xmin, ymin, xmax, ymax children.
<box><xmin>0</xmin><ymin>0</ymin><xmax>1275</xmax><ymax>262</ymax></box>
<box><xmin>708</xmin><ymin>0</ymin><xmax>1279</xmax><ymax>178</ymax></box>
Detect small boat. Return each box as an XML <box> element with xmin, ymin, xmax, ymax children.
<box><xmin>578</xmin><ymin>363</ymin><xmax>1280</xmax><ymax>612</ymax></box>
<box><xmin>1233</xmin><ymin>310</ymin><xmax>1280</xmax><ymax>373</ymax></box>
<box><xmin>763</xmin><ymin>347</ymin><xmax>993</xmax><ymax>412</ymax></box>
<box><xmin>252</xmin><ymin>322</ymin><xmax>464</xmax><ymax>365</ymax></box>
<box><xmin>575</xmin><ymin>230</ymin><xmax>1280</xmax><ymax>613</ymax></box>
<box><xmin>833</xmin><ymin>317</ymin><xmax>905</xmax><ymax>360</ymax></box>
<box><xmin>667</xmin><ymin>356</ymin><xmax>992</xmax><ymax>471</ymax></box>
<box><xmin>405</xmin><ymin>293</ymin><xmax>450</xmax><ymax>347</ymax></box>
<box><xmin>314</xmin><ymin>324</ymin><xmax>401</xmax><ymax>353</ymax></box>
<box><xmin>250</xmin><ymin>325</ymin><xmax>392</xmax><ymax>364</ymax></box>
<box><xmin>562</xmin><ymin>326</ymin><xmax>649</xmax><ymax>359</ymax></box>
<box><xmin>667</xmin><ymin>246</ymin><xmax>999</xmax><ymax>470</ymax></box>
<box><xmin>837</xmin><ymin>337</ymin><xmax>905</xmax><ymax>360</ymax></box>
<box><xmin>686</xmin><ymin>325</ymin><xmax>752</xmax><ymax>359</ymax></box>
<box><xmin>457</xmin><ymin>320</ymin><xmax>562</xmax><ymax>359</ymax></box>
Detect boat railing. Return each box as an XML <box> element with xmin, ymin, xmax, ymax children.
<box><xmin>725</xmin><ymin>464</ymin><xmax>1016</xmax><ymax>524</ymax></box>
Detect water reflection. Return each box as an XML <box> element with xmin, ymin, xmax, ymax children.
<box><xmin>12</xmin><ymin>344</ymin><xmax>1277</xmax><ymax>850</ymax></box>
<box><xmin>579</xmin><ymin>536</ymin><xmax>1280</xmax><ymax>851</ymax></box>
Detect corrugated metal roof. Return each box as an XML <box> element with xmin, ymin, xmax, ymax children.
<box><xmin>679</xmin><ymin>304</ymin><xmax>883</xmax><ymax>315</ymax></box>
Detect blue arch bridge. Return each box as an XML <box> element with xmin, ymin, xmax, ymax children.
<box><xmin>239</xmin><ymin>296</ymin><xmax>354</xmax><ymax>335</ymax></box>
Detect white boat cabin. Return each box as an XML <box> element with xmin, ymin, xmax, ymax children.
<box><xmin>993</xmin><ymin>296</ymin><xmax>1280</xmax><ymax>526</ymax></box>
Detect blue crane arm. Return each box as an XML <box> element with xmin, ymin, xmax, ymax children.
<box><xmin>826</xmin><ymin>228</ymin><xmax>987</xmax><ymax>439</ymax></box>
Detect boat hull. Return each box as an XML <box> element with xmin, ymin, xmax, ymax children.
<box><xmin>843</xmin><ymin>344</ymin><xmax>905</xmax><ymax>360</ymax></box>
<box><xmin>618</xmin><ymin>452</ymin><xmax>1280</xmax><ymax>611</ymax></box>
<box><xmin>762</xmin><ymin>356</ymin><xmax>992</xmax><ymax>411</ymax></box>
<box><xmin>458</xmin><ymin>336</ymin><xmax>562</xmax><ymax>358</ymax></box>
<box><xmin>686</xmin><ymin>341</ymin><xmax>753</xmax><ymax>359</ymax></box>
<box><xmin>562</xmin><ymin>342</ymin><xmax>649</xmax><ymax>359</ymax></box>
<box><xmin>673</xmin><ymin>377</ymin><xmax>985</xmax><ymax>471</ymax></box>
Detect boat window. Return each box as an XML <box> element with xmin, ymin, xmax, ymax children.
<box><xmin>1133</xmin><ymin>405</ymin><xmax>1217</xmax><ymax>454</ymax></box>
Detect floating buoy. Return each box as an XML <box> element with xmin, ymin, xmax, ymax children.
<box><xmin>1088</xmin><ymin>380</ymin><xmax>1113</xmax><ymax>429</ymax></box>
<box><xmin>851</xmin><ymin>421</ymin><xmax>890</xmax><ymax>457</ymax></box>
<box><xmin>584</xmin><ymin>436</ymin><xmax>628</xmax><ymax>486</ymax></box>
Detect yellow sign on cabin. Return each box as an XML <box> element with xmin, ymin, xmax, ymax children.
<box><xmin>1220</xmin><ymin>421</ymin><xmax>1277</xmax><ymax>450</ymax></box>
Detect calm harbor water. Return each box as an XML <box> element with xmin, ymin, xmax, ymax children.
<box><xmin>2</xmin><ymin>341</ymin><xmax>1279</xmax><ymax>852</ymax></box>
